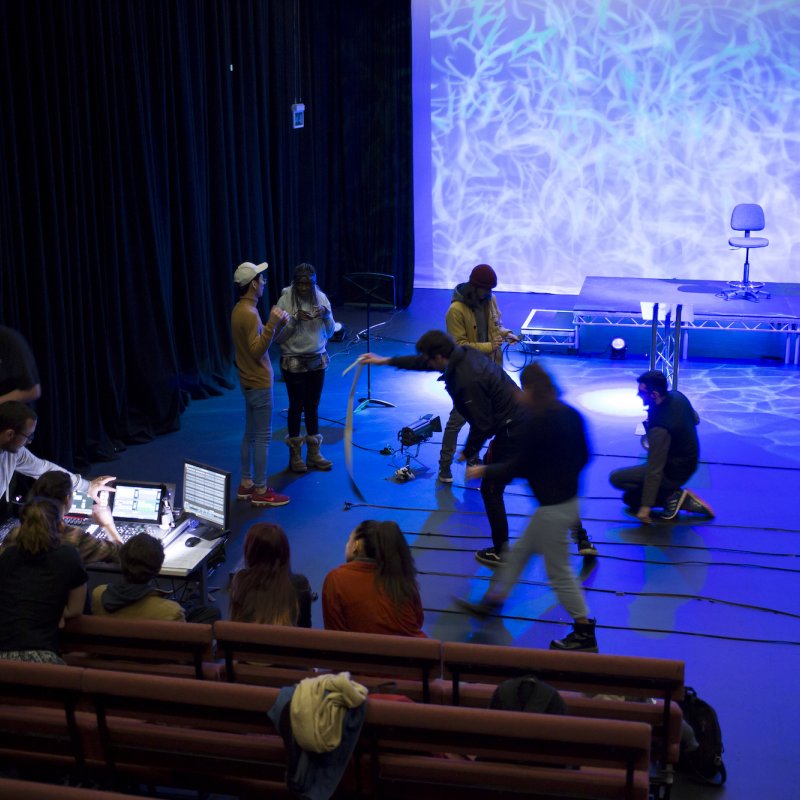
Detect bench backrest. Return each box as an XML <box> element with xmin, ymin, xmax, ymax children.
<box><xmin>442</xmin><ymin>641</ymin><xmax>684</xmax><ymax>701</ymax></box>
<box><xmin>359</xmin><ymin>698</ymin><xmax>652</xmax><ymax>799</ymax></box>
<box><xmin>442</xmin><ymin>640</ymin><xmax>684</xmax><ymax>768</ymax></box>
<box><xmin>214</xmin><ymin>620</ymin><xmax>442</xmax><ymax>702</ymax></box>
<box><xmin>0</xmin><ymin>776</ymin><xmax>138</xmax><ymax>799</ymax></box>
<box><xmin>82</xmin><ymin>668</ymin><xmax>289</xmax><ymax>796</ymax></box>
<box><xmin>0</xmin><ymin>661</ymin><xmax>651</xmax><ymax>800</ymax></box>
<box><xmin>60</xmin><ymin>615</ymin><xmax>218</xmax><ymax>680</ymax></box>
<box><xmin>0</xmin><ymin>661</ymin><xmax>86</xmax><ymax>772</ymax></box>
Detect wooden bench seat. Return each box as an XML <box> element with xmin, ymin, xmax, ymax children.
<box><xmin>0</xmin><ymin>661</ymin><xmax>87</xmax><ymax>774</ymax></box>
<box><xmin>215</xmin><ymin>620</ymin><xmax>444</xmax><ymax>702</ymax></box>
<box><xmin>441</xmin><ymin>641</ymin><xmax>684</xmax><ymax>795</ymax></box>
<box><xmin>60</xmin><ymin>615</ymin><xmax>221</xmax><ymax>680</ymax></box>
<box><xmin>82</xmin><ymin>668</ymin><xmax>289</xmax><ymax>798</ymax></box>
<box><xmin>357</xmin><ymin>699</ymin><xmax>652</xmax><ymax>799</ymax></box>
<box><xmin>0</xmin><ymin>777</ymin><xmax>139</xmax><ymax>799</ymax></box>
<box><xmin>0</xmin><ymin>661</ymin><xmax>653</xmax><ymax>800</ymax></box>
<box><xmin>564</xmin><ymin>693</ymin><xmax>683</xmax><ymax>767</ymax></box>
<box><xmin>36</xmin><ymin>617</ymin><xmax>684</xmax><ymax>797</ymax></box>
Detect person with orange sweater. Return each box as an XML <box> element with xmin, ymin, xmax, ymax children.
<box><xmin>322</xmin><ymin>520</ymin><xmax>426</xmax><ymax>638</ymax></box>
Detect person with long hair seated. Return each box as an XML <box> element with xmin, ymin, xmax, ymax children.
<box><xmin>0</xmin><ymin>497</ymin><xmax>87</xmax><ymax>664</ymax></box>
<box><xmin>1</xmin><ymin>470</ymin><xmax>122</xmax><ymax>565</ymax></box>
<box><xmin>322</xmin><ymin>520</ymin><xmax>426</xmax><ymax>637</ymax></box>
<box><xmin>229</xmin><ymin>523</ymin><xmax>313</xmax><ymax>627</ymax></box>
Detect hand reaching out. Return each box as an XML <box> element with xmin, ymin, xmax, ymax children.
<box><xmin>269</xmin><ymin>306</ymin><xmax>291</xmax><ymax>326</ymax></box>
<box><xmin>87</xmin><ymin>476</ymin><xmax>116</xmax><ymax>503</ymax></box>
<box><xmin>466</xmin><ymin>464</ymin><xmax>487</xmax><ymax>480</ymax></box>
<box><xmin>359</xmin><ymin>353</ymin><xmax>390</xmax><ymax>365</ymax></box>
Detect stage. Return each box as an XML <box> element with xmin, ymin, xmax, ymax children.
<box><xmin>521</xmin><ymin>277</ymin><xmax>800</xmax><ymax>363</ymax></box>
<box><xmin>78</xmin><ymin>286</ymin><xmax>800</xmax><ymax>799</ymax></box>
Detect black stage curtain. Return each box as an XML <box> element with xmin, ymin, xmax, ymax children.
<box><xmin>0</xmin><ymin>0</ymin><xmax>413</xmax><ymax>470</ymax></box>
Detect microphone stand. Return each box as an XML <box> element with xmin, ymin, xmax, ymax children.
<box><xmin>343</xmin><ymin>272</ymin><xmax>396</xmax><ymax>412</ymax></box>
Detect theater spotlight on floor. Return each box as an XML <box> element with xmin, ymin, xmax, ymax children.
<box><xmin>610</xmin><ymin>337</ymin><xmax>627</xmax><ymax>359</ymax></box>
<box><xmin>394</xmin><ymin>414</ymin><xmax>442</xmax><ymax>480</ymax></box>
<box><xmin>398</xmin><ymin>414</ymin><xmax>442</xmax><ymax>448</ymax></box>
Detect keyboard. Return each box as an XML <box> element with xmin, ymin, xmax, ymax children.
<box><xmin>0</xmin><ymin>518</ymin><xmax>18</xmax><ymax>545</ymax></box>
<box><xmin>91</xmin><ymin>522</ymin><xmax>177</xmax><ymax>544</ymax></box>
<box><xmin>64</xmin><ymin>515</ymin><xmax>93</xmax><ymax>527</ymax></box>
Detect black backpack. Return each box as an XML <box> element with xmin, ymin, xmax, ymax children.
<box><xmin>678</xmin><ymin>686</ymin><xmax>726</xmax><ymax>786</ymax></box>
<box><xmin>489</xmin><ymin>675</ymin><xmax>567</xmax><ymax>716</ymax></box>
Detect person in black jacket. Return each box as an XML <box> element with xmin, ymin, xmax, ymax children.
<box><xmin>454</xmin><ymin>362</ymin><xmax>598</xmax><ymax>652</ymax></box>
<box><xmin>611</xmin><ymin>371</ymin><xmax>714</xmax><ymax>523</ymax></box>
<box><xmin>361</xmin><ymin>330</ymin><xmax>527</xmax><ymax>567</ymax></box>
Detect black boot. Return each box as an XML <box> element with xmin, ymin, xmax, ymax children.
<box><xmin>550</xmin><ymin>619</ymin><xmax>598</xmax><ymax>653</ymax></box>
<box><xmin>570</xmin><ymin>525</ymin><xmax>597</xmax><ymax>557</ymax></box>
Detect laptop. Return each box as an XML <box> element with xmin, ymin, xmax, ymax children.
<box><xmin>108</xmin><ymin>480</ymin><xmax>184</xmax><ymax>548</ymax></box>
<box><xmin>174</xmin><ymin>459</ymin><xmax>231</xmax><ymax>541</ymax></box>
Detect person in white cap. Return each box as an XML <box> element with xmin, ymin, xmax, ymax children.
<box><xmin>231</xmin><ymin>262</ymin><xmax>291</xmax><ymax>507</ymax></box>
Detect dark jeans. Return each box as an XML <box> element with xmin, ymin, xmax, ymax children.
<box><xmin>480</xmin><ymin>425</ymin><xmax>520</xmax><ymax>552</ymax></box>
<box><xmin>609</xmin><ymin>464</ymin><xmax>683</xmax><ymax>509</ymax></box>
<box><xmin>282</xmin><ymin>368</ymin><xmax>326</xmax><ymax>437</ymax></box>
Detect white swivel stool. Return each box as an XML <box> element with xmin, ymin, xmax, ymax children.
<box><xmin>718</xmin><ymin>203</ymin><xmax>770</xmax><ymax>302</ymax></box>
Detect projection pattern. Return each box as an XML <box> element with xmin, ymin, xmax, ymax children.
<box><xmin>418</xmin><ymin>0</ymin><xmax>800</xmax><ymax>292</ymax></box>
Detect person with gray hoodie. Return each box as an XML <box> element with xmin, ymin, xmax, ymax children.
<box><xmin>92</xmin><ymin>533</ymin><xmax>219</xmax><ymax>623</ymax></box>
<box><xmin>275</xmin><ymin>264</ymin><xmax>336</xmax><ymax>473</ymax></box>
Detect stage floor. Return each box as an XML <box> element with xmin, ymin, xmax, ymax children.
<box><xmin>520</xmin><ymin>277</ymin><xmax>800</xmax><ymax>363</ymax></box>
<box><xmin>92</xmin><ymin>287</ymin><xmax>800</xmax><ymax>800</ymax></box>
<box><xmin>575</xmin><ymin>275</ymin><xmax>800</xmax><ymax>320</ymax></box>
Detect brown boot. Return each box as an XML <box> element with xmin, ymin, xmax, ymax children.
<box><xmin>305</xmin><ymin>434</ymin><xmax>332</xmax><ymax>470</ymax></box>
<box><xmin>286</xmin><ymin>436</ymin><xmax>308</xmax><ymax>473</ymax></box>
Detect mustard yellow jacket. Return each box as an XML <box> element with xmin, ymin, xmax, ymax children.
<box><xmin>445</xmin><ymin>284</ymin><xmax>511</xmax><ymax>365</ymax></box>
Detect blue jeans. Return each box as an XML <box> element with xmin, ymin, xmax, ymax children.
<box><xmin>240</xmin><ymin>387</ymin><xmax>272</xmax><ymax>488</ymax></box>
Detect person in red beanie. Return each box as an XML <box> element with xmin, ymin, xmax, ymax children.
<box><xmin>439</xmin><ymin>264</ymin><xmax>519</xmax><ymax>484</ymax></box>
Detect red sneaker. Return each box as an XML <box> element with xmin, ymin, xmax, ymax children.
<box><xmin>251</xmin><ymin>487</ymin><xmax>290</xmax><ymax>507</ymax></box>
<box><xmin>236</xmin><ymin>484</ymin><xmax>255</xmax><ymax>501</ymax></box>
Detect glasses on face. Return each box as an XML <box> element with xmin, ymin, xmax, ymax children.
<box><xmin>16</xmin><ymin>430</ymin><xmax>35</xmax><ymax>444</ymax></box>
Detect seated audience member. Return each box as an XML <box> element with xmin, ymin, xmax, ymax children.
<box><xmin>0</xmin><ymin>470</ymin><xmax>122</xmax><ymax>564</ymax></box>
<box><xmin>322</xmin><ymin>520</ymin><xmax>426</xmax><ymax>637</ymax></box>
<box><xmin>0</xmin><ymin>498</ymin><xmax>87</xmax><ymax>664</ymax></box>
<box><xmin>93</xmin><ymin>533</ymin><xmax>185</xmax><ymax>621</ymax></box>
<box><xmin>229</xmin><ymin>522</ymin><xmax>313</xmax><ymax>627</ymax></box>
<box><xmin>93</xmin><ymin>533</ymin><xmax>220</xmax><ymax>623</ymax></box>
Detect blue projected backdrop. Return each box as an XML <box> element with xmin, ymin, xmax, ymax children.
<box><xmin>413</xmin><ymin>0</ymin><xmax>800</xmax><ymax>292</ymax></box>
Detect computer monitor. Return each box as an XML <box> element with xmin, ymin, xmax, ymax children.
<box><xmin>112</xmin><ymin>481</ymin><xmax>164</xmax><ymax>523</ymax></box>
<box><xmin>181</xmin><ymin>459</ymin><xmax>230</xmax><ymax>532</ymax></box>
